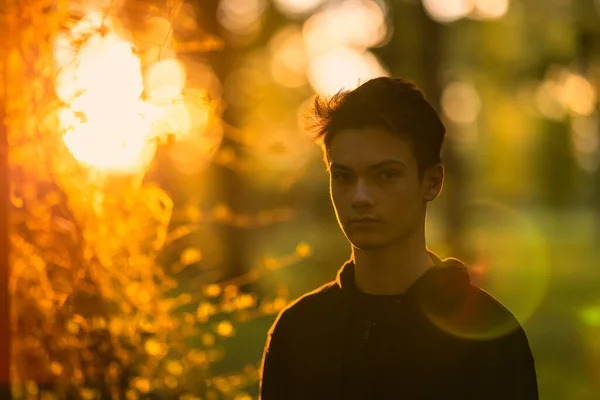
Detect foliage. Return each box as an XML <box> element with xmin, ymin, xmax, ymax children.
<box><xmin>4</xmin><ymin>1</ymin><xmax>308</xmax><ymax>399</ymax></box>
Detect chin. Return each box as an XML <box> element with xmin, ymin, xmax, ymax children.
<box><xmin>347</xmin><ymin>236</ymin><xmax>391</xmax><ymax>251</ymax></box>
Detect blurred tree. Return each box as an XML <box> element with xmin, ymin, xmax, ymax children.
<box><xmin>3</xmin><ymin>1</ymin><xmax>302</xmax><ymax>399</ymax></box>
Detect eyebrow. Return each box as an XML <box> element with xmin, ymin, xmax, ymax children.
<box><xmin>329</xmin><ymin>159</ymin><xmax>407</xmax><ymax>171</ymax></box>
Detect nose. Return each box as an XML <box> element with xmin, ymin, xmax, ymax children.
<box><xmin>351</xmin><ymin>179</ymin><xmax>375</xmax><ymax>209</ymax></box>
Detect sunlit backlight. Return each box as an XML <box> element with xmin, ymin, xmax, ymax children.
<box><xmin>441</xmin><ymin>81</ymin><xmax>481</xmax><ymax>124</ymax></box>
<box><xmin>307</xmin><ymin>48</ymin><xmax>388</xmax><ymax>95</ymax></box>
<box><xmin>272</xmin><ymin>0</ymin><xmax>327</xmax><ymax>18</ymax></box>
<box><xmin>302</xmin><ymin>0</ymin><xmax>388</xmax><ymax>57</ymax></box>
<box><xmin>422</xmin><ymin>0</ymin><xmax>473</xmax><ymax>23</ymax></box>
<box><xmin>217</xmin><ymin>0</ymin><xmax>267</xmax><ymax>36</ymax></box>
<box><xmin>54</xmin><ymin>12</ymin><xmax>187</xmax><ymax>173</ymax></box>
<box><xmin>471</xmin><ymin>0</ymin><xmax>509</xmax><ymax>20</ymax></box>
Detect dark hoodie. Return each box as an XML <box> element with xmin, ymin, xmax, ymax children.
<box><xmin>260</xmin><ymin>252</ymin><xmax>539</xmax><ymax>399</ymax></box>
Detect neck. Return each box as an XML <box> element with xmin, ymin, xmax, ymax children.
<box><xmin>351</xmin><ymin>227</ymin><xmax>434</xmax><ymax>296</ymax></box>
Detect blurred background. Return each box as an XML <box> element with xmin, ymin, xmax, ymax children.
<box><xmin>1</xmin><ymin>0</ymin><xmax>600</xmax><ymax>399</ymax></box>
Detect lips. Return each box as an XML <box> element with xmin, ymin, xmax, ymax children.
<box><xmin>349</xmin><ymin>217</ymin><xmax>382</xmax><ymax>225</ymax></box>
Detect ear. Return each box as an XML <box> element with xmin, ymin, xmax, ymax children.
<box><xmin>422</xmin><ymin>163</ymin><xmax>444</xmax><ymax>202</ymax></box>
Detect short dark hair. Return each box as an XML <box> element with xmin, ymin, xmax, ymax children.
<box><xmin>306</xmin><ymin>77</ymin><xmax>446</xmax><ymax>178</ymax></box>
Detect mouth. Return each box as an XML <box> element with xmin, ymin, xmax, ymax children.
<box><xmin>349</xmin><ymin>218</ymin><xmax>382</xmax><ymax>226</ymax></box>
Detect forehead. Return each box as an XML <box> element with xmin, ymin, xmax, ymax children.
<box><xmin>328</xmin><ymin>127</ymin><xmax>415</xmax><ymax>169</ymax></box>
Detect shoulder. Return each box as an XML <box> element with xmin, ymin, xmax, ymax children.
<box><xmin>267</xmin><ymin>280</ymin><xmax>340</xmax><ymax>334</ymax></box>
<box><xmin>427</xmin><ymin>284</ymin><xmax>526</xmax><ymax>342</ymax></box>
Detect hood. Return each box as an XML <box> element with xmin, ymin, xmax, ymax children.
<box><xmin>335</xmin><ymin>250</ymin><xmax>471</xmax><ymax>305</ymax></box>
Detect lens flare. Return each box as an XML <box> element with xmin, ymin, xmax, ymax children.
<box><xmin>423</xmin><ymin>199</ymin><xmax>551</xmax><ymax>340</ymax></box>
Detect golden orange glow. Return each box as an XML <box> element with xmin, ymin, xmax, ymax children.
<box><xmin>269</xmin><ymin>26</ymin><xmax>308</xmax><ymax>88</ymax></box>
<box><xmin>53</xmin><ymin>11</ymin><xmax>207</xmax><ymax>174</ymax></box>
<box><xmin>302</xmin><ymin>0</ymin><xmax>388</xmax><ymax>56</ymax></box>
<box><xmin>217</xmin><ymin>0</ymin><xmax>267</xmax><ymax>36</ymax></box>
<box><xmin>54</xmin><ymin>12</ymin><xmax>156</xmax><ymax>173</ymax></box>
<box><xmin>301</xmin><ymin>0</ymin><xmax>389</xmax><ymax>95</ymax></box>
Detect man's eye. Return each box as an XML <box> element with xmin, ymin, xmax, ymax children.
<box><xmin>331</xmin><ymin>172</ymin><xmax>350</xmax><ymax>181</ymax></box>
<box><xmin>379</xmin><ymin>170</ymin><xmax>400</xmax><ymax>180</ymax></box>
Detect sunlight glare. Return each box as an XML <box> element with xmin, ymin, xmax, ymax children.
<box><xmin>54</xmin><ymin>12</ymin><xmax>183</xmax><ymax>173</ymax></box>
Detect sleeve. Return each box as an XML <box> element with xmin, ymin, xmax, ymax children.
<box><xmin>469</xmin><ymin>326</ymin><xmax>539</xmax><ymax>400</ymax></box>
<box><xmin>259</xmin><ymin>313</ymin><xmax>291</xmax><ymax>400</ymax></box>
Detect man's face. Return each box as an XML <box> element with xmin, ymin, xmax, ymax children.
<box><xmin>328</xmin><ymin>127</ymin><xmax>440</xmax><ymax>251</ymax></box>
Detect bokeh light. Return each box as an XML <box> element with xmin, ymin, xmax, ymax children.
<box><xmin>422</xmin><ymin>0</ymin><xmax>473</xmax><ymax>23</ymax></box>
<box><xmin>535</xmin><ymin>79</ymin><xmax>567</xmax><ymax>121</ymax></box>
<box><xmin>571</xmin><ymin>114</ymin><xmax>600</xmax><ymax>172</ymax></box>
<box><xmin>535</xmin><ymin>67</ymin><xmax>598</xmax><ymax>121</ymax></box>
<box><xmin>441</xmin><ymin>81</ymin><xmax>482</xmax><ymax>124</ymax></box>
<box><xmin>560</xmin><ymin>72</ymin><xmax>597</xmax><ymax>116</ymax></box>
<box><xmin>144</xmin><ymin>59</ymin><xmax>187</xmax><ymax>101</ymax></box>
<box><xmin>217</xmin><ymin>0</ymin><xmax>267</xmax><ymax>36</ymax></box>
<box><xmin>168</xmin><ymin>90</ymin><xmax>222</xmax><ymax>175</ymax></box>
<box><xmin>307</xmin><ymin>48</ymin><xmax>388</xmax><ymax>95</ymax></box>
<box><xmin>423</xmin><ymin>0</ymin><xmax>509</xmax><ymax>22</ymax></box>
<box><xmin>471</xmin><ymin>0</ymin><xmax>509</xmax><ymax>20</ymax></box>
<box><xmin>302</xmin><ymin>0</ymin><xmax>388</xmax><ymax>56</ymax></box>
<box><xmin>268</xmin><ymin>26</ymin><xmax>308</xmax><ymax>88</ymax></box>
<box><xmin>272</xmin><ymin>0</ymin><xmax>328</xmax><ymax>18</ymax></box>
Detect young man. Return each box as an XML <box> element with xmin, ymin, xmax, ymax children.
<box><xmin>259</xmin><ymin>77</ymin><xmax>539</xmax><ymax>399</ymax></box>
